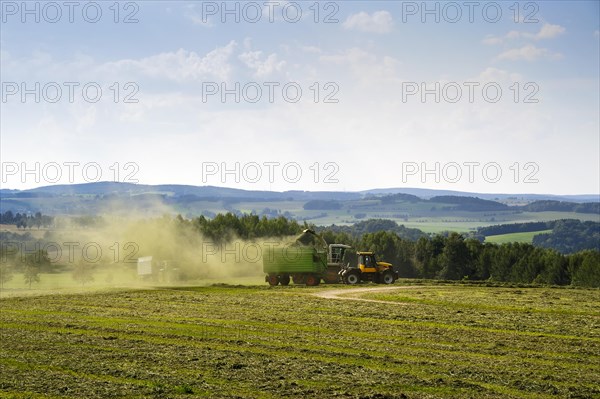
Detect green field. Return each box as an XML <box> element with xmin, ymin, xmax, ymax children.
<box><xmin>484</xmin><ymin>230</ymin><xmax>553</xmax><ymax>244</ymax></box>
<box><xmin>0</xmin><ymin>272</ymin><xmax>267</xmax><ymax>298</ymax></box>
<box><xmin>1</xmin><ymin>283</ymin><xmax>598</xmax><ymax>399</ymax></box>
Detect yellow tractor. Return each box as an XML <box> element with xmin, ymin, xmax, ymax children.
<box><xmin>339</xmin><ymin>251</ymin><xmax>398</xmax><ymax>285</ymax></box>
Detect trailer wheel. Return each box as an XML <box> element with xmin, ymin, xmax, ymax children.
<box><xmin>280</xmin><ymin>275</ymin><xmax>290</xmax><ymax>286</ymax></box>
<box><xmin>381</xmin><ymin>271</ymin><xmax>395</xmax><ymax>285</ymax></box>
<box><xmin>267</xmin><ymin>275</ymin><xmax>279</xmax><ymax>286</ymax></box>
<box><xmin>305</xmin><ymin>274</ymin><xmax>320</xmax><ymax>286</ymax></box>
<box><xmin>344</xmin><ymin>271</ymin><xmax>360</xmax><ymax>285</ymax></box>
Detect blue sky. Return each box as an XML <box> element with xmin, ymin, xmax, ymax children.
<box><xmin>1</xmin><ymin>1</ymin><xmax>599</xmax><ymax>194</ymax></box>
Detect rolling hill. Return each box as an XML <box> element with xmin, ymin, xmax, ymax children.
<box><xmin>1</xmin><ymin>183</ymin><xmax>598</xmax><ymax>233</ymax></box>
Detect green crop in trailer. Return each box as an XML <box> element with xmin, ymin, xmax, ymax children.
<box><xmin>262</xmin><ymin>246</ymin><xmax>327</xmax><ymax>274</ymax></box>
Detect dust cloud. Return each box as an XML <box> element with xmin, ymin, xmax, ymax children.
<box><xmin>1</xmin><ymin>199</ymin><xmax>294</xmax><ymax>295</ymax></box>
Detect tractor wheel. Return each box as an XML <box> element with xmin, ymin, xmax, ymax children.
<box><xmin>344</xmin><ymin>271</ymin><xmax>360</xmax><ymax>285</ymax></box>
<box><xmin>280</xmin><ymin>275</ymin><xmax>290</xmax><ymax>286</ymax></box>
<box><xmin>381</xmin><ymin>271</ymin><xmax>395</xmax><ymax>285</ymax></box>
<box><xmin>305</xmin><ymin>274</ymin><xmax>320</xmax><ymax>286</ymax></box>
<box><xmin>292</xmin><ymin>274</ymin><xmax>305</xmax><ymax>285</ymax></box>
<box><xmin>267</xmin><ymin>274</ymin><xmax>279</xmax><ymax>286</ymax></box>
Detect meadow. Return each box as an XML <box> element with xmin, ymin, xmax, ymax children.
<box><xmin>484</xmin><ymin>230</ymin><xmax>553</xmax><ymax>244</ymax></box>
<box><xmin>1</xmin><ymin>282</ymin><xmax>598</xmax><ymax>398</ymax></box>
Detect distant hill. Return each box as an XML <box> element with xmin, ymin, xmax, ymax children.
<box><xmin>519</xmin><ymin>200</ymin><xmax>600</xmax><ymax>214</ymax></box>
<box><xmin>1</xmin><ymin>182</ymin><xmax>598</xmax><ymax>224</ymax></box>
<box><xmin>21</xmin><ymin>182</ymin><xmax>362</xmax><ymax>201</ymax></box>
<box><xmin>360</xmin><ymin>188</ymin><xmax>598</xmax><ymax>203</ymax></box>
<box><xmin>0</xmin><ymin>181</ymin><xmax>594</xmax><ymax>202</ymax></box>
<box><xmin>428</xmin><ymin>196</ymin><xmax>509</xmax><ymax>211</ymax></box>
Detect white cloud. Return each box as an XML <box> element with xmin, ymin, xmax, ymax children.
<box><xmin>482</xmin><ymin>23</ymin><xmax>566</xmax><ymax>45</ymax></box>
<box><xmin>482</xmin><ymin>35</ymin><xmax>503</xmax><ymax>45</ymax></box>
<box><xmin>535</xmin><ymin>24</ymin><xmax>566</xmax><ymax>40</ymax></box>
<box><xmin>506</xmin><ymin>30</ymin><xmax>522</xmax><ymax>40</ymax></box>
<box><xmin>238</xmin><ymin>51</ymin><xmax>286</xmax><ymax>78</ymax></box>
<box><xmin>496</xmin><ymin>45</ymin><xmax>562</xmax><ymax>62</ymax></box>
<box><xmin>343</xmin><ymin>11</ymin><xmax>393</xmax><ymax>34</ymax></box>
<box><xmin>102</xmin><ymin>41</ymin><xmax>237</xmax><ymax>82</ymax></box>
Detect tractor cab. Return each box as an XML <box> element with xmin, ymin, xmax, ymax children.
<box><xmin>358</xmin><ymin>252</ymin><xmax>378</xmax><ymax>273</ymax></box>
<box><xmin>329</xmin><ymin>244</ymin><xmax>352</xmax><ymax>264</ymax></box>
<box><xmin>323</xmin><ymin>244</ymin><xmax>353</xmax><ymax>284</ymax></box>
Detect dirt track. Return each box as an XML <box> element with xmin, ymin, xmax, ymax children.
<box><xmin>314</xmin><ymin>285</ymin><xmax>418</xmax><ymax>304</ymax></box>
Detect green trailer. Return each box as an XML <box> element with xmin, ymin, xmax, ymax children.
<box><xmin>263</xmin><ymin>229</ymin><xmax>328</xmax><ymax>286</ymax></box>
<box><xmin>263</xmin><ymin>229</ymin><xmax>351</xmax><ymax>286</ymax></box>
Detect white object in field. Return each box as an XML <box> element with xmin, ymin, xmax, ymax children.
<box><xmin>137</xmin><ymin>256</ymin><xmax>153</xmax><ymax>276</ymax></box>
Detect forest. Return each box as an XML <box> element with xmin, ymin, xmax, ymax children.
<box><xmin>181</xmin><ymin>214</ymin><xmax>599</xmax><ymax>287</ymax></box>
<box><xmin>1</xmin><ymin>213</ymin><xmax>598</xmax><ymax>288</ymax></box>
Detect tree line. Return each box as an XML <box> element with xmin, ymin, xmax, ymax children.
<box><xmin>177</xmin><ymin>213</ymin><xmax>598</xmax><ymax>287</ymax></box>
<box><xmin>1</xmin><ymin>213</ymin><xmax>598</xmax><ymax>288</ymax></box>
<box><xmin>520</xmin><ymin>200</ymin><xmax>599</xmax><ymax>214</ymax></box>
<box><xmin>371</xmin><ymin>194</ymin><xmax>600</xmax><ymax>214</ymax></box>
<box><xmin>0</xmin><ymin>212</ymin><xmax>108</xmax><ymax>229</ymax></box>
<box><xmin>0</xmin><ymin>211</ymin><xmax>53</xmax><ymax>229</ymax></box>
<box><xmin>0</xmin><ymin>231</ymin><xmax>101</xmax><ymax>289</ymax></box>
<box><xmin>340</xmin><ymin>231</ymin><xmax>599</xmax><ymax>288</ymax></box>
<box><xmin>532</xmin><ymin>220</ymin><xmax>599</xmax><ymax>254</ymax></box>
<box><xmin>0</xmin><ymin>247</ymin><xmax>94</xmax><ymax>289</ymax></box>
<box><xmin>320</xmin><ymin>219</ymin><xmax>426</xmax><ymax>241</ymax></box>
<box><xmin>0</xmin><ymin>244</ymin><xmax>52</xmax><ymax>289</ymax></box>
<box><xmin>183</xmin><ymin>213</ymin><xmax>307</xmax><ymax>242</ymax></box>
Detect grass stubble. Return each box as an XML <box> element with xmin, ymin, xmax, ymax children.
<box><xmin>0</xmin><ymin>283</ymin><xmax>598</xmax><ymax>399</ymax></box>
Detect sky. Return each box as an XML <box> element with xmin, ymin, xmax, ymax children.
<box><xmin>1</xmin><ymin>0</ymin><xmax>599</xmax><ymax>195</ymax></box>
